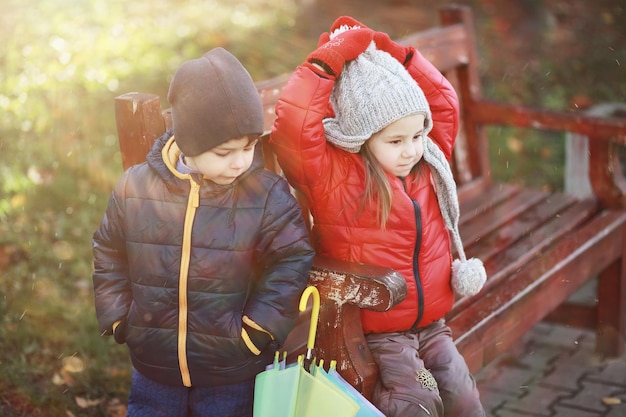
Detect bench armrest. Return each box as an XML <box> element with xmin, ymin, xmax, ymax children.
<box><xmin>295</xmin><ymin>255</ymin><xmax>407</xmax><ymax>399</ymax></box>
<box><xmin>310</xmin><ymin>255</ymin><xmax>407</xmax><ymax>312</ymax></box>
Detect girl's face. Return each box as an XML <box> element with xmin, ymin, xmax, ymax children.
<box><xmin>185</xmin><ymin>136</ymin><xmax>258</xmax><ymax>185</ymax></box>
<box><xmin>366</xmin><ymin>113</ymin><xmax>426</xmax><ymax>177</ymax></box>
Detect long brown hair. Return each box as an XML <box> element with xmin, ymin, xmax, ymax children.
<box><xmin>359</xmin><ymin>143</ymin><xmax>393</xmax><ymax>229</ymax></box>
<box><xmin>359</xmin><ymin>142</ymin><xmax>423</xmax><ymax>229</ymax></box>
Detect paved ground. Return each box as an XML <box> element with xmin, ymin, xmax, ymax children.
<box><xmin>475</xmin><ymin>281</ymin><xmax>626</xmax><ymax>417</ymax></box>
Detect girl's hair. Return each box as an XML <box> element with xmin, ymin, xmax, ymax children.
<box><xmin>360</xmin><ymin>143</ymin><xmax>393</xmax><ymax>229</ymax></box>
<box><xmin>359</xmin><ymin>141</ymin><xmax>423</xmax><ymax>229</ymax></box>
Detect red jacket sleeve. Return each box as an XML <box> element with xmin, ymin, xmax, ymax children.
<box><xmin>404</xmin><ymin>47</ymin><xmax>460</xmax><ymax>160</ymax></box>
<box><xmin>269</xmin><ymin>65</ymin><xmax>338</xmax><ymax>194</ymax></box>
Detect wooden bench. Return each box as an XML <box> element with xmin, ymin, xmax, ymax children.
<box><xmin>114</xmin><ymin>4</ymin><xmax>626</xmax><ymax>400</ymax></box>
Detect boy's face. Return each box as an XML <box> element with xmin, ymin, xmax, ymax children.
<box><xmin>366</xmin><ymin>113</ymin><xmax>426</xmax><ymax>178</ymax></box>
<box><xmin>185</xmin><ymin>136</ymin><xmax>258</xmax><ymax>185</ymax></box>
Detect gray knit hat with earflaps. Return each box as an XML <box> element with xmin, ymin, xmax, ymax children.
<box><xmin>323</xmin><ymin>42</ymin><xmax>432</xmax><ymax>152</ymax></box>
<box><xmin>324</xmin><ymin>38</ymin><xmax>486</xmax><ymax>298</ymax></box>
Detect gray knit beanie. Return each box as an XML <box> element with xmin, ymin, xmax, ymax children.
<box><xmin>167</xmin><ymin>47</ymin><xmax>264</xmax><ymax>156</ymax></box>
<box><xmin>323</xmin><ymin>42</ymin><xmax>432</xmax><ymax>153</ymax></box>
<box><xmin>324</xmin><ymin>37</ymin><xmax>486</xmax><ymax>298</ymax></box>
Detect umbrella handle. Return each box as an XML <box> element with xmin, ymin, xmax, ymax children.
<box><xmin>299</xmin><ymin>286</ymin><xmax>320</xmax><ymax>351</ymax></box>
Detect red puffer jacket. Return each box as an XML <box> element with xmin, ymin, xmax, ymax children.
<box><xmin>270</xmin><ymin>48</ymin><xmax>460</xmax><ymax>333</ymax></box>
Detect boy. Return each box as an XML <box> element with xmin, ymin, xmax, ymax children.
<box><xmin>92</xmin><ymin>47</ymin><xmax>314</xmax><ymax>417</ymax></box>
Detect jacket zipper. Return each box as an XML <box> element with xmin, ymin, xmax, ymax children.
<box><xmin>178</xmin><ymin>179</ymin><xmax>200</xmax><ymax>387</ymax></box>
<box><xmin>400</xmin><ymin>178</ymin><xmax>425</xmax><ymax>329</ymax></box>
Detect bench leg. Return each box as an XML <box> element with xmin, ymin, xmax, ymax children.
<box><xmin>596</xmin><ymin>249</ymin><xmax>626</xmax><ymax>357</ymax></box>
<box><xmin>316</xmin><ymin>302</ymin><xmax>379</xmax><ymax>400</ymax></box>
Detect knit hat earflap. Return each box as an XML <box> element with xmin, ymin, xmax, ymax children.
<box><xmin>323</xmin><ymin>40</ymin><xmax>432</xmax><ymax>153</ymax></box>
<box><xmin>167</xmin><ymin>47</ymin><xmax>264</xmax><ymax>156</ymax></box>
<box><xmin>422</xmin><ymin>137</ymin><xmax>487</xmax><ymax>298</ymax></box>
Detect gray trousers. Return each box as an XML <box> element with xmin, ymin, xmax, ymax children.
<box><xmin>366</xmin><ymin>320</ymin><xmax>485</xmax><ymax>417</ymax></box>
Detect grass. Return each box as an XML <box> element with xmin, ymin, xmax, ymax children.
<box><xmin>0</xmin><ymin>1</ymin><xmax>306</xmax><ymax>415</ymax></box>
<box><xmin>0</xmin><ymin>166</ymin><xmax>131</xmax><ymax>416</ymax></box>
<box><xmin>488</xmin><ymin>127</ymin><xmax>566</xmax><ymax>192</ymax></box>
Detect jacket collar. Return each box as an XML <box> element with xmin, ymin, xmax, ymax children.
<box><xmin>146</xmin><ymin>130</ymin><xmax>266</xmax><ymax>188</ymax></box>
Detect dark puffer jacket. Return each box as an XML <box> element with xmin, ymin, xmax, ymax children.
<box><xmin>92</xmin><ymin>133</ymin><xmax>314</xmax><ymax>387</ymax></box>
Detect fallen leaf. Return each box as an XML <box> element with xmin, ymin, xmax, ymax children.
<box><xmin>53</xmin><ymin>240</ymin><xmax>75</xmax><ymax>261</ymax></box>
<box><xmin>62</xmin><ymin>356</ymin><xmax>85</xmax><ymax>373</ymax></box>
<box><xmin>60</xmin><ymin>370</ymin><xmax>76</xmax><ymax>386</ymax></box>
<box><xmin>75</xmin><ymin>396</ymin><xmax>101</xmax><ymax>409</ymax></box>
<box><xmin>51</xmin><ymin>372</ymin><xmax>65</xmax><ymax>386</ymax></box>
<box><xmin>569</xmin><ymin>94</ymin><xmax>594</xmax><ymax>110</ymax></box>
<box><xmin>602</xmin><ymin>397</ymin><xmax>621</xmax><ymax>405</ymax></box>
<box><xmin>602</xmin><ymin>11</ymin><xmax>614</xmax><ymax>25</ymax></box>
<box><xmin>105</xmin><ymin>398</ymin><xmax>127</xmax><ymax>417</ymax></box>
<box><xmin>507</xmin><ymin>137</ymin><xmax>523</xmax><ymax>153</ymax></box>
<box><xmin>540</xmin><ymin>146</ymin><xmax>552</xmax><ymax>159</ymax></box>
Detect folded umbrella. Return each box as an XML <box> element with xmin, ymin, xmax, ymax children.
<box><xmin>253</xmin><ymin>286</ymin><xmax>359</xmax><ymax>417</ymax></box>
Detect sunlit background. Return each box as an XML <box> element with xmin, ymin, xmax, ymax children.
<box><xmin>0</xmin><ymin>0</ymin><xmax>624</xmax><ymax>415</ymax></box>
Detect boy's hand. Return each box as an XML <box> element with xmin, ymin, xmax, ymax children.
<box><xmin>373</xmin><ymin>31</ymin><xmax>413</xmax><ymax>66</ymax></box>
<box><xmin>241</xmin><ymin>322</ymin><xmax>272</xmax><ymax>356</ymax></box>
<box><xmin>306</xmin><ymin>28</ymin><xmax>374</xmax><ymax>77</ymax></box>
<box><xmin>113</xmin><ymin>319</ymin><xmax>127</xmax><ymax>344</ymax></box>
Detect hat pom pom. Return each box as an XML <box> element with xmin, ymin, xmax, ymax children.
<box><xmin>329</xmin><ymin>23</ymin><xmax>363</xmax><ymax>39</ymax></box>
<box><xmin>451</xmin><ymin>258</ymin><xmax>487</xmax><ymax>298</ymax></box>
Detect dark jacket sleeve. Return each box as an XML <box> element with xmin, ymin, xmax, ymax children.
<box><xmin>244</xmin><ymin>177</ymin><xmax>315</xmax><ymax>345</ymax></box>
<box><xmin>92</xmin><ymin>170</ymin><xmax>133</xmax><ymax>337</ymax></box>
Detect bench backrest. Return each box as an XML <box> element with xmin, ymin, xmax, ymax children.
<box><xmin>115</xmin><ymin>5</ymin><xmax>626</xmax><ymax>209</ymax></box>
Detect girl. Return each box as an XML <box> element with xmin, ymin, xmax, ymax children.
<box><xmin>270</xmin><ymin>19</ymin><xmax>486</xmax><ymax>417</ymax></box>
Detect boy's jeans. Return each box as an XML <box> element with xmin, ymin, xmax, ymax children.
<box><xmin>127</xmin><ymin>369</ymin><xmax>254</xmax><ymax>417</ymax></box>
